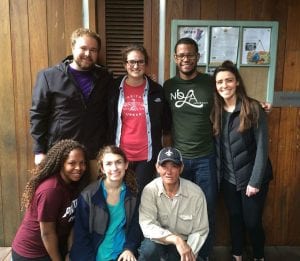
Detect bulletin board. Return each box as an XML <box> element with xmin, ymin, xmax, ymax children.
<box><xmin>170</xmin><ymin>20</ymin><xmax>279</xmax><ymax>103</ymax></box>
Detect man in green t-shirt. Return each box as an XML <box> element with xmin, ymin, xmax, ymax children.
<box><xmin>163</xmin><ymin>38</ymin><xmax>217</xmax><ymax>261</ymax></box>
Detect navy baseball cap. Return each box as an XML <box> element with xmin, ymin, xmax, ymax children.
<box><xmin>157</xmin><ymin>147</ymin><xmax>183</xmax><ymax>165</ymax></box>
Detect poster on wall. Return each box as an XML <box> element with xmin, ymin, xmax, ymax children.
<box><xmin>242</xmin><ymin>28</ymin><xmax>271</xmax><ymax>64</ymax></box>
<box><xmin>178</xmin><ymin>26</ymin><xmax>208</xmax><ymax>64</ymax></box>
<box><xmin>210</xmin><ymin>27</ymin><xmax>239</xmax><ymax>65</ymax></box>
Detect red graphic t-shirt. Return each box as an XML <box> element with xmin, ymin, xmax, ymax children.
<box><xmin>120</xmin><ymin>81</ymin><xmax>148</xmax><ymax>161</ymax></box>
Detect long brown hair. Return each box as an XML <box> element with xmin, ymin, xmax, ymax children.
<box><xmin>96</xmin><ymin>145</ymin><xmax>138</xmax><ymax>194</ymax></box>
<box><xmin>21</xmin><ymin>139</ymin><xmax>89</xmax><ymax>210</ymax></box>
<box><xmin>210</xmin><ymin>60</ymin><xmax>260</xmax><ymax>136</ymax></box>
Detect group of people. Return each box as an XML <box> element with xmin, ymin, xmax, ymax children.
<box><xmin>11</xmin><ymin>27</ymin><xmax>272</xmax><ymax>261</ymax></box>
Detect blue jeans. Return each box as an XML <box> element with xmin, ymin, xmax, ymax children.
<box><xmin>138</xmin><ymin>238</ymin><xmax>206</xmax><ymax>261</ymax></box>
<box><xmin>181</xmin><ymin>153</ymin><xmax>217</xmax><ymax>259</ymax></box>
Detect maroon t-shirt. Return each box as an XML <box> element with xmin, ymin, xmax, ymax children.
<box><xmin>12</xmin><ymin>173</ymin><xmax>79</xmax><ymax>258</ymax></box>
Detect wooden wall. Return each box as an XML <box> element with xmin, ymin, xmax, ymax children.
<box><xmin>0</xmin><ymin>0</ymin><xmax>299</xmax><ymax>247</ymax></box>
<box><xmin>0</xmin><ymin>0</ymin><xmax>83</xmax><ymax>246</ymax></box>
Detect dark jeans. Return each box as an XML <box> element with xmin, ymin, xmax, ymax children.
<box><xmin>12</xmin><ymin>249</ymin><xmax>51</xmax><ymax>261</ymax></box>
<box><xmin>181</xmin><ymin>153</ymin><xmax>217</xmax><ymax>259</ymax></box>
<box><xmin>222</xmin><ymin>180</ymin><xmax>269</xmax><ymax>259</ymax></box>
<box><xmin>138</xmin><ymin>238</ymin><xmax>206</xmax><ymax>261</ymax></box>
<box><xmin>129</xmin><ymin>159</ymin><xmax>156</xmax><ymax>193</ymax></box>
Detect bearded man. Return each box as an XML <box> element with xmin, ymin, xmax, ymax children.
<box><xmin>30</xmin><ymin>28</ymin><xmax>113</xmax><ymax>180</ymax></box>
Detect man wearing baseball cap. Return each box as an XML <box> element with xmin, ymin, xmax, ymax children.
<box><xmin>139</xmin><ymin>147</ymin><xmax>209</xmax><ymax>261</ymax></box>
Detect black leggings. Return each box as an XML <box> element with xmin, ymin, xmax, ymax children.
<box><xmin>222</xmin><ymin>180</ymin><xmax>269</xmax><ymax>259</ymax></box>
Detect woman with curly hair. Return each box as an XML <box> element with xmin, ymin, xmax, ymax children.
<box><xmin>70</xmin><ymin>145</ymin><xmax>142</xmax><ymax>261</ymax></box>
<box><xmin>210</xmin><ymin>61</ymin><xmax>273</xmax><ymax>261</ymax></box>
<box><xmin>12</xmin><ymin>139</ymin><xmax>89</xmax><ymax>261</ymax></box>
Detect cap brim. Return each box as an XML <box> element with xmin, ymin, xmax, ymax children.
<box><xmin>158</xmin><ymin>159</ymin><xmax>182</xmax><ymax>165</ymax></box>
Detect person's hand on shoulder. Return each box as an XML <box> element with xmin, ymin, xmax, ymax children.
<box><xmin>260</xmin><ymin>102</ymin><xmax>272</xmax><ymax>113</ymax></box>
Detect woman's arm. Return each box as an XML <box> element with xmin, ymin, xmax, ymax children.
<box><xmin>248</xmin><ymin>106</ymin><xmax>269</xmax><ymax>189</ymax></box>
<box><xmin>64</xmin><ymin>228</ymin><xmax>73</xmax><ymax>261</ymax></box>
<box><xmin>40</xmin><ymin>221</ymin><xmax>62</xmax><ymax>261</ymax></box>
<box><xmin>70</xmin><ymin>195</ymin><xmax>96</xmax><ymax>260</ymax></box>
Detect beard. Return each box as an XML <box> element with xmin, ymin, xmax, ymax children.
<box><xmin>73</xmin><ymin>56</ymin><xmax>95</xmax><ymax>71</ymax></box>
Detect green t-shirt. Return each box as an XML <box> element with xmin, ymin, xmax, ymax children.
<box><xmin>163</xmin><ymin>73</ymin><xmax>214</xmax><ymax>158</ymax></box>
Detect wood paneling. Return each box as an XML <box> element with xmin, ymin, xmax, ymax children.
<box><xmin>0</xmin><ymin>0</ymin><xmax>83</xmax><ymax>246</ymax></box>
<box><xmin>65</xmin><ymin>0</ymin><xmax>83</xmax><ymax>55</ymax></box>
<box><xmin>9</xmin><ymin>0</ymin><xmax>32</xmax><ymax>244</ymax></box>
<box><xmin>200</xmin><ymin>0</ymin><xmax>218</xmax><ymax>19</ymax></box>
<box><xmin>0</xmin><ymin>0</ymin><xmax>299</xmax><ymax>248</ymax></box>
<box><xmin>0</xmin><ymin>0</ymin><xmax>16</xmax><ymax>246</ymax></box>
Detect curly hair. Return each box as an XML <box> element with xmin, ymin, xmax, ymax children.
<box><xmin>96</xmin><ymin>145</ymin><xmax>138</xmax><ymax>194</ymax></box>
<box><xmin>21</xmin><ymin>139</ymin><xmax>90</xmax><ymax>210</ymax></box>
<box><xmin>210</xmin><ymin>60</ymin><xmax>260</xmax><ymax>136</ymax></box>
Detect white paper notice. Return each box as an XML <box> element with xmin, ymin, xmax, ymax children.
<box><xmin>242</xmin><ymin>28</ymin><xmax>271</xmax><ymax>64</ymax></box>
<box><xmin>210</xmin><ymin>27</ymin><xmax>239</xmax><ymax>65</ymax></box>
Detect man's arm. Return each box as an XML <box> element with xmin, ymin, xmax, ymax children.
<box><xmin>162</xmin><ymin>93</ymin><xmax>173</xmax><ymax>147</ymax></box>
<box><xmin>139</xmin><ymin>186</ymin><xmax>173</xmax><ymax>239</ymax></box>
<box><xmin>186</xmin><ymin>192</ymin><xmax>209</xmax><ymax>256</ymax></box>
<box><xmin>162</xmin><ymin>133</ymin><xmax>173</xmax><ymax>147</ymax></box>
<box><xmin>159</xmin><ymin>234</ymin><xmax>196</xmax><ymax>261</ymax></box>
<box><xmin>30</xmin><ymin>71</ymin><xmax>51</xmax><ymax>156</ymax></box>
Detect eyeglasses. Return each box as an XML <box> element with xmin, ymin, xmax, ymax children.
<box><xmin>175</xmin><ymin>54</ymin><xmax>198</xmax><ymax>61</ymax></box>
<box><xmin>126</xmin><ymin>60</ymin><xmax>146</xmax><ymax>66</ymax></box>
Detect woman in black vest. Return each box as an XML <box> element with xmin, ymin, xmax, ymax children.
<box><xmin>210</xmin><ymin>61</ymin><xmax>272</xmax><ymax>261</ymax></box>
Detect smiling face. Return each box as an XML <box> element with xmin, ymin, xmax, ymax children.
<box><xmin>156</xmin><ymin>161</ymin><xmax>183</xmax><ymax>187</ymax></box>
<box><xmin>215</xmin><ymin>70</ymin><xmax>239</xmax><ymax>102</ymax></box>
<box><xmin>174</xmin><ymin>43</ymin><xmax>200</xmax><ymax>80</ymax></box>
<box><xmin>124</xmin><ymin>50</ymin><xmax>146</xmax><ymax>80</ymax></box>
<box><xmin>71</xmin><ymin>35</ymin><xmax>99</xmax><ymax>71</ymax></box>
<box><xmin>60</xmin><ymin>148</ymin><xmax>86</xmax><ymax>184</ymax></box>
<box><xmin>100</xmin><ymin>153</ymin><xmax>129</xmax><ymax>183</ymax></box>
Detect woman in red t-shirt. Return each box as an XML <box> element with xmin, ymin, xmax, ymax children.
<box><xmin>108</xmin><ymin>44</ymin><xmax>171</xmax><ymax>193</ymax></box>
